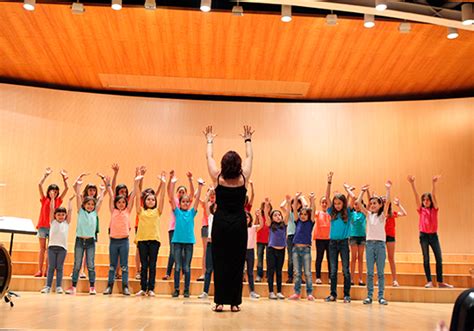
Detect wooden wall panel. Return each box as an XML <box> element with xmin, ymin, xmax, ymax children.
<box><xmin>0</xmin><ymin>83</ymin><xmax>473</xmax><ymax>254</ymax></box>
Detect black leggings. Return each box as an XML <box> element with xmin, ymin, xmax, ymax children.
<box><xmin>267</xmin><ymin>247</ymin><xmax>285</xmax><ymax>293</ymax></box>
<box><xmin>419</xmin><ymin>232</ymin><xmax>443</xmax><ymax>282</ymax></box>
<box><xmin>315</xmin><ymin>239</ymin><xmax>331</xmax><ymax>279</ymax></box>
<box><xmin>245</xmin><ymin>249</ymin><xmax>255</xmax><ymax>292</ymax></box>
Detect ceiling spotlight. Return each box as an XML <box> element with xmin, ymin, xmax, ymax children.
<box><xmin>200</xmin><ymin>0</ymin><xmax>211</xmax><ymax>12</ymax></box>
<box><xmin>461</xmin><ymin>3</ymin><xmax>473</xmax><ymax>26</ymax></box>
<box><xmin>447</xmin><ymin>27</ymin><xmax>458</xmax><ymax>40</ymax></box>
<box><xmin>281</xmin><ymin>5</ymin><xmax>292</xmax><ymax>22</ymax></box>
<box><xmin>71</xmin><ymin>2</ymin><xmax>84</xmax><ymax>14</ymax></box>
<box><xmin>364</xmin><ymin>14</ymin><xmax>375</xmax><ymax>28</ymax></box>
<box><xmin>326</xmin><ymin>13</ymin><xmax>337</xmax><ymax>26</ymax></box>
<box><xmin>111</xmin><ymin>0</ymin><xmax>122</xmax><ymax>10</ymax></box>
<box><xmin>398</xmin><ymin>22</ymin><xmax>411</xmax><ymax>33</ymax></box>
<box><xmin>23</xmin><ymin>0</ymin><xmax>35</xmax><ymax>11</ymax></box>
<box><xmin>144</xmin><ymin>0</ymin><xmax>156</xmax><ymax>10</ymax></box>
<box><xmin>375</xmin><ymin>0</ymin><xmax>387</xmax><ymax>11</ymax></box>
<box><xmin>232</xmin><ymin>5</ymin><xmax>243</xmax><ymax>16</ymax></box>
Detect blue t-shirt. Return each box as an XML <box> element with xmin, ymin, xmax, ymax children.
<box><xmin>327</xmin><ymin>206</ymin><xmax>351</xmax><ymax>240</ymax></box>
<box><xmin>350</xmin><ymin>210</ymin><xmax>366</xmax><ymax>237</ymax></box>
<box><xmin>76</xmin><ymin>208</ymin><xmax>98</xmax><ymax>238</ymax></box>
<box><xmin>172</xmin><ymin>208</ymin><xmax>197</xmax><ymax>244</ymax></box>
<box><xmin>292</xmin><ymin>219</ymin><xmax>314</xmax><ymax>245</ymax></box>
<box><xmin>268</xmin><ymin>224</ymin><xmax>287</xmax><ymax>248</ymax></box>
<box><xmin>287</xmin><ymin>211</ymin><xmax>296</xmax><ymax>236</ymax></box>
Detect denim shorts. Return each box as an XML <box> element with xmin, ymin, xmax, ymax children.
<box><xmin>386</xmin><ymin>236</ymin><xmax>396</xmax><ymax>243</ymax></box>
<box><xmin>349</xmin><ymin>236</ymin><xmax>366</xmax><ymax>246</ymax></box>
<box><xmin>37</xmin><ymin>227</ymin><xmax>49</xmax><ymax>239</ymax></box>
<box><xmin>201</xmin><ymin>226</ymin><xmax>209</xmax><ymax>238</ymax></box>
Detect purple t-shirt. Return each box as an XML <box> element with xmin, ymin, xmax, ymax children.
<box><xmin>293</xmin><ymin>219</ymin><xmax>314</xmax><ymax>245</ymax></box>
<box><xmin>268</xmin><ymin>224</ymin><xmax>287</xmax><ymax>248</ymax></box>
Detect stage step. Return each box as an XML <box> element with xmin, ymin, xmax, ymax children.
<box><xmin>9</xmin><ymin>275</ymin><xmax>465</xmax><ymax>304</ymax></box>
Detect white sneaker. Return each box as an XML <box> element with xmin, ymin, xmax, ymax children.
<box><xmin>269</xmin><ymin>292</ymin><xmax>277</xmax><ymax>300</ymax></box>
<box><xmin>198</xmin><ymin>292</ymin><xmax>209</xmax><ymax>299</ymax></box>
<box><xmin>40</xmin><ymin>286</ymin><xmax>51</xmax><ymax>294</ymax></box>
<box><xmin>56</xmin><ymin>287</ymin><xmax>64</xmax><ymax>294</ymax></box>
<box><xmin>276</xmin><ymin>292</ymin><xmax>285</xmax><ymax>300</ymax></box>
<box><xmin>89</xmin><ymin>287</ymin><xmax>97</xmax><ymax>295</ymax></box>
<box><xmin>315</xmin><ymin>278</ymin><xmax>322</xmax><ymax>284</ymax></box>
<box><xmin>250</xmin><ymin>291</ymin><xmax>260</xmax><ymax>299</ymax></box>
<box><xmin>135</xmin><ymin>290</ymin><xmax>146</xmax><ymax>297</ymax></box>
<box><xmin>65</xmin><ymin>286</ymin><xmax>76</xmax><ymax>295</ymax></box>
<box><xmin>147</xmin><ymin>290</ymin><xmax>156</xmax><ymax>297</ymax></box>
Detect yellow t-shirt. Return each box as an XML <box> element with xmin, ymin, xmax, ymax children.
<box><xmin>135</xmin><ymin>207</ymin><xmax>161</xmax><ymax>243</ymax></box>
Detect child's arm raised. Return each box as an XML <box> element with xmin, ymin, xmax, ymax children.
<box><xmin>49</xmin><ymin>194</ymin><xmax>55</xmax><ymax>224</ymax></box>
<box><xmin>102</xmin><ymin>176</ymin><xmax>114</xmax><ymax>213</ymax></box>
<box><xmin>254</xmin><ymin>209</ymin><xmax>263</xmax><ymax>231</ymax></box>
<box><xmin>203</xmin><ymin>126</ymin><xmax>219</xmax><ymax>184</ymax></box>
<box><xmin>431</xmin><ymin>175</ymin><xmax>440</xmax><ymax>209</ymax></box>
<box><xmin>74</xmin><ymin>173</ymin><xmax>87</xmax><ymax>211</ymax></box>
<box><xmin>157</xmin><ymin>172</ymin><xmax>167</xmax><ymax>215</ymax></box>
<box><xmin>356</xmin><ymin>185</ymin><xmax>369</xmax><ymax>216</ymax></box>
<box><xmin>111</xmin><ymin>163</ymin><xmax>119</xmax><ymax>192</ymax></box>
<box><xmin>66</xmin><ymin>195</ymin><xmax>75</xmax><ymax>224</ymax></box>
<box><xmin>343</xmin><ymin>183</ymin><xmax>356</xmax><ymax>209</ymax></box>
<box><xmin>383</xmin><ymin>180</ymin><xmax>392</xmax><ymax>216</ymax></box>
<box><xmin>39</xmin><ymin>167</ymin><xmax>52</xmax><ymax>199</ymax></box>
<box><xmin>193</xmin><ymin>178</ymin><xmax>205</xmax><ymax>211</ymax></box>
<box><xmin>264</xmin><ymin>198</ymin><xmax>271</xmax><ymax>227</ymax></box>
<box><xmin>293</xmin><ymin>192</ymin><xmax>301</xmax><ymax>217</ymax></box>
<box><xmin>134</xmin><ymin>175</ymin><xmax>143</xmax><ymax>215</ymax></box>
<box><xmin>204</xmin><ymin>186</ymin><xmax>214</xmax><ymax>216</ymax></box>
<box><xmin>248</xmin><ymin>180</ymin><xmax>255</xmax><ymax>206</ymax></box>
<box><xmin>309</xmin><ymin>192</ymin><xmax>316</xmax><ymax>221</ymax></box>
<box><xmin>168</xmin><ymin>173</ymin><xmax>178</xmax><ymax>211</ymax></box>
<box><xmin>325</xmin><ymin>171</ymin><xmax>334</xmax><ymax>204</ymax></box>
<box><xmin>393</xmin><ymin>198</ymin><xmax>407</xmax><ymax>217</ymax></box>
<box><xmin>58</xmin><ymin>169</ymin><xmax>69</xmax><ymax>200</ymax></box>
<box><xmin>407</xmin><ymin>175</ymin><xmax>421</xmax><ymax>209</ymax></box>
<box><xmin>240</xmin><ymin>125</ymin><xmax>254</xmax><ymax>181</ymax></box>
<box><xmin>167</xmin><ymin>170</ymin><xmax>175</xmax><ymax>201</ymax></box>
<box><xmin>186</xmin><ymin>172</ymin><xmax>195</xmax><ymax>201</ymax></box>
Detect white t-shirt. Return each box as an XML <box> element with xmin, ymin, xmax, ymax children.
<box><xmin>366</xmin><ymin>212</ymin><xmax>386</xmax><ymax>241</ymax></box>
<box><xmin>49</xmin><ymin>219</ymin><xmax>69</xmax><ymax>250</ymax></box>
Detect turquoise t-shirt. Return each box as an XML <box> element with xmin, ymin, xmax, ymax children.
<box><xmin>172</xmin><ymin>208</ymin><xmax>197</xmax><ymax>244</ymax></box>
<box><xmin>287</xmin><ymin>211</ymin><xmax>296</xmax><ymax>236</ymax></box>
<box><xmin>76</xmin><ymin>208</ymin><xmax>98</xmax><ymax>238</ymax></box>
<box><xmin>327</xmin><ymin>206</ymin><xmax>351</xmax><ymax>240</ymax></box>
<box><xmin>350</xmin><ymin>210</ymin><xmax>366</xmax><ymax>237</ymax></box>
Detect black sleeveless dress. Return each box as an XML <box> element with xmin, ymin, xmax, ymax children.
<box><xmin>211</xmin><ymin>175</ymin><xmax>248</xmax><ymax>306</ymax></box>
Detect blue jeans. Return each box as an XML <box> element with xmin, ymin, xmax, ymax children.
<box><xmin>245</xmin><ymin>249</ymin><xmax>255</xmax><ymax>292</ymax></box>
<box><xmin>174</xmin><ymin>243</ymin><xmax>193</xmax><ymax>292</ymax></box>
<box><xmin>293</xmin><ymin>246</ymin><xmax>313</xmax><ymax>295</ymax></box>
<box><xmin>329</xmin><ymin>239</ymin><xmax>351</xmax><ymax>298</ymax></box>
<box><xmin>166</xmin><ymin>230</ymin><xmax>175</xmax><ymax>276</ymax></box>
<box><xmin>256</xmin><ymin>243</ymin><xmax>267</xmax><ymax>278</ymax></box>
<box><xmin>72</xmin><ymin>237</ymin><xmax>96</xmax><ymax>286</ymax></box>
<box><xmin>107</xmin><ymin>238</ymin><xmax>129</xmax><ymax>288</ymax></box>
<box><xmin>366</xmin><ymin>240</ymin><xmax>386</xmax><ymax>299</ymax></box>
<box><xmin>419</xmin><ymin>232</ymin><xmax>443</xmax><ymax>282</ymax></box>
<box><xmin>46</xmin><ymin>246</ymin><xmax>67</xmax><ymax>288</ymax></box>
<box><xmin>138</xmin><ymin>240</ymin><xmax>160</xmax><ymax>291</ymax></box>
<box><xmin>287</xmin><ymin>235</ymin><xmax>294</xmax><ymax>279</ymax></box>
<box><xmin>203</xmin><ymin>242</ymin><xmax>213</xmax><ymax>294</ymax></box>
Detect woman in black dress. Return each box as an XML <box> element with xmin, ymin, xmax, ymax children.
<box><xmin>203</xmin><ymin>125</ymin><xmax>254</xmax><ymax>312</ymax></box>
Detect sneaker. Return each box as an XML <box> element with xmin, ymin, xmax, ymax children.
<box><xmin>148</xmin><ymin>290</ymin><xmax>156</xmax><ymax>297</ymax></box>
<box><xmin>184</xmin><ymin>290</ymin><xmax>190</xmax><ymax>298</ymax></box>
<box><xmin>135</xmin><ymin>273</ymin><xmax>141</xmax><ymax>280</ymax></box>
<box><xmin>197</xmin><ymin>275</ymin><xmax>205</xmax><ymax>282</ymax></box>
<box><xmin>315</xmin><ymin>278</ymin><xmax>322</xmax><ymax>284</ymax></box>
<box><xmin>172</xmin><ymin>290</ymin><xmax>179</xmax><ymax>298</ymax></box>
<box><xmin>325</xmin><ymin>295</ymin><xmax>336</xmax><ymax>302</ymax></box>
<box><xmin>89</xmin><ymin>287</ymin><xmax>97</xmax><ymax>295</ymax></box>
<box><xmin>424</xmin><ymin>281</ymin><xmax>434</xmax><ymax>288</ymax></box>
<box><xmin>363</xmin><ymin>297</ymin><xmax>373</xmax><ymax>305</ymax></box>
<box><xmin>103</xmin><ymin>286</ymin><xmax>113</xmax><ymax>295</ymax></box>
<box><xmin>378</xmin><ymin>298</ymin><xmax>388</xmax><ymax>305</ymax></box>
<box><xmin>255</xmin><ymin>276</ymin><xmax>262</xmax><ymax>283</ymax></box>
<box><xmin>123</xmin><ymin>287</ymin><xmax>131</xmax><ymax>296</ymax></box>
<box><xmin>343</xmin><ymin>296</ymin><xmax>351</xmax><ymax>303</ymax></box>
<box><xmin>269</xmin><ymin>292</ymin><xmax>277</xmax><ymax>300</ymax></box>
<box><xmin>288</xmin><ymin>293</ymin><xmax>300</xmax><ymax>300</ymax></box>
<box><xmin>40</xmin><ymin>286</ymin><xmax>51</xmax><ymax>294</ymax></box>
<box><xmin>392</xmin><ymin>280</ymin><xmax>400</xmax><ymax>287</ymax></box>
<box><xmin>276</xmin><ymin>292</ymin><xmax>285</xmax><ymax>300</ymax></box>
<box><xmin>438</xmin><ymin>282</ymin><xmax>454</xmax><ymax>288</ymax></box>
<box><xmin>286</xmin><ymin>278</ymin><xmax>293</xmax><ymax>284</ymax></box>
<box><xmin>162</xmin><ymin>275</ymin><xmax>171</xmax><ymax>280</ymax></box>
<box><xmin>135</xmin><ymin>290</ymin><xmax>146</xmax><ymax>297</ymax></box>
<box><xmin>359</xmin><ymin>281</ymin><xmax>366</xmax><ymax>286</ymax></box>
<box><xmin>243</xmin><ymin>277</ymin><xmax>247</xmax><ymax>283</ymax></box>
<box><xmin>65</xmin><ymin>286</ymin><xmax>76</xmax><ymax>295</ymax></box>
<box><xmin>34</xmin><ymin>271</ymin><xmax>43</xmax><ymax>277</ymax></box>
<box><xmin>351</xmin><ymin>282</ymin><xmax>355</xmax><ymax>286</ymax></box>
<box><xmin>56</xmin><ymin>287</ymin><xmax>64</xmax><ymax>294</ymax></box>
<box><xmin>307</xmin><ymin>295</ymin><xmax>315</xmax><ymax>301</ymax></box>
<box><xmin>302</xmin><ymin>279</ymin><xmax>306</xmax><ymax>284</ymax></box>
<box><xmin>198</xmin><ymin>292</ymin><xmax>209</xmax><ymax>299</ymax></box>
<box><xmin>80</xmin><ymin>272</ymin><xmax>87</xmax><ymax>279</ymax></box>
<box><xmin>250</xmin><ymin>291</ymin><xmax>260</xmax><ymax>299</ymax></box>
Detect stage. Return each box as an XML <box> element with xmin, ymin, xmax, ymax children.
<box><xmin>0</xmin><ymin>292</ymin><xmax>453</xmax><ymax>330</ymax></box>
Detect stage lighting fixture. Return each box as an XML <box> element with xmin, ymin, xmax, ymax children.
<box><xmin>364</xmin><ymin>14</ymin><xmax>375</xmax><ymax>28</ymax></box>
<box><xmin>281</xmin><ymin>5</ymin><xmax>292</xmax><ymax>23</ymax></box>
<box><xmin>200</xmin><ymin>0</ymin><xmax>211</xmax><ymax>12</ymax></box>
<box><xmin>447</xmin><ymin>27</ymin><xmax>458</xmax><ymax>39</ymax></box>
<box><xmin>23</xmin><ymin>0</ymin><xmax>35</xmax><ymax>11</ymax></box>
<box><xmin>112</xmin><ymin>0</ymin><xmax>122</xmax><ymax>11</ymax></box>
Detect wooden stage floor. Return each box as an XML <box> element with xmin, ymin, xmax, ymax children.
<box><xmin>0</xmin><ymin>292</ymin><xmax>454</xmax><ymax>330</ymax></box>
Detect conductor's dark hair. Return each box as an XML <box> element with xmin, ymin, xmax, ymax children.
<box><xmin>220</xmin><ymin>151</ymin><xmax>242</xmax><ymax>180</ymax></box>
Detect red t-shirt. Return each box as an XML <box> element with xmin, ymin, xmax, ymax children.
<box><xmin>384</xmin><ymin>211</ymin><xmax>398</xmax><ymax>238</ymax></box>
<box><xmin>37</xmin><ymin>196</ymin><xmax>63</xmax><ymax>229</ymax></box>
<box><xmin>313</xmin><ymin>211</ymin><xmax>331</xmax><ymax>240</ymax></box>
<box><xmin>417</xmin><ymin>207</ymin><xmax>438</xmax><ymax>234</ymax></box>
<box><xmin>244</xmin><ymin>203</ymin><xmax>252</xmax><ymax>213</ymax></box>
<box><xmin>256</xmin><ymin>215</ymin><xmax>269</xmax><ymax>244</ymax></box>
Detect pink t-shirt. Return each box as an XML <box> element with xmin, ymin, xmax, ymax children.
<box><xmin>168</xmin><ymin>197</ymin><xmax>180</xmax><ymax>231</ymax></box>
<box><xmin>109</xmin><ymin>209</ymin><xmax>131</xmax><ymax>238</ymax></box>
<box><xmin>313</xmin><ymin>211</ymin><xmax>331</xmax><ymax>240</ymax></box>
<box><xmin>247</xmin><ymin>226</ymin><xmax>257</xmax><ymax>249</ymax></box>
<box><xmin>417</xmin><ymin>207</ymin><xmax>438</xmax><ymax>233</ymax></box>
<box><xmin>201</xmin><ymin>202</ymin><xmax>209</xmax><ymax>227</ymax></box>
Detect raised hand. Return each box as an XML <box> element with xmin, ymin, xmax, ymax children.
<box><xmin>343</xmin><ymin>183</ymin><xmax>351</xmax><ymax>190</ymax></box>
<box><xmin>112</xmin><ymin>163</ymin><xmax>119</xmax><ymax>173</ymax></box>
<box><xmin>385</xmin><ymin>180</ymin><xmax>392</xmax><ymax>189</ymax></box>
<box><xmin>186</xmin><ymin>171</ymin><xmax>193</xmax><ymax>179</ymax></box>
<box><xmin>240</xmin><ymin>125</ymin><xmax>254</xmax><ymax>140</ymax></box>
<box><xmin>135</xmin><ymin>175</ymin><xmax>144</xmax><ymax>182</ymax></box>
<box><xmin>78</xmin><ymin>172</ymin><xmax>90</xmax><ymax>180</ymax></box>
<box><xmin>160</xmin><ymin>171</ymin><xmax>167</xmax><ymax>183</ymax></box>
<box><xmin>96</xmin><ymin>172</ymin><xmax>106</xmax><ymax>181</ymax></box>
<box><xmin>285</xmin><ymin>194</ymin><xmax>291</xmax><ymax>202</ymax></box>
<box><xmin>309</xmin><ymin>192</ymin><xmax>315</xmax><ymax>200</ymax></box>
<box><xmin>203</xmin><ymin>126</ymin><xmax>217</xmax><ymax>143</ymax></box>
<box><xmin>171</xmin><ymin>176</ymin><xmax>178</xmax><ymax>184</ymax></box>
<box><xmin>140</xmin><ymin>166</ymin><xmax>147</xmax><ymax>176</ymax></box>
<box><xmin>361</xmin><ymin>184</ymin><xmax>370</xmax><ymax>191</ymax></box>
<box><xmin>197</xmin><ymin>178</ymin><xmax>205</xmax><ymax>185</ymax></box>
<box><xmin>45</xmin><ymin>167</ymin><xmax>53</xmax><ymax>176</ymax></box>
<box><xmin>60</xmin><ymin>169</ymin><xmax>68</xmax><ymax>181</ymax></box>
<box><xmin>432</xmin><ymin>175</ymin><xmax>441</xmax><ymax>183</ymax></box>
<box><xmin>327</xmin><ymin>171</ymin><xmax>334</xmax><ymax>182</ymax></box>
<box><xmin>394</xmin><ymin>198</ymin><xmax>400</xmax><ymax>206</ymax></box>
<box><xmin>407</xmin><ymin>175</ymin><xmax>415</xmax><ymax>183</ymax></box>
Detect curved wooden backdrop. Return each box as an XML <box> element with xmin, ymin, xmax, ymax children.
<box><xmin>0</xmin><ymin>83</ymin><xmax>472</xmax><ymax>253</ymax></box>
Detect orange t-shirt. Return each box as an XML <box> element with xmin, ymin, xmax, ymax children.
<box><xmin>313</xmin><ymin>211</ymin><xmax>331</xmax><ymax>240</ymax></box>
<box><xmin>37</xmin><ymin>197</ymin><xmax>63</xmax><ymax>229</ymax></box>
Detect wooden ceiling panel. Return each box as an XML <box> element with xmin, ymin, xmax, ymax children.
<box><xmin>0</xmin><ymin>2</ymin><xmax>473</xmax><ymax>100</ymax></box>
